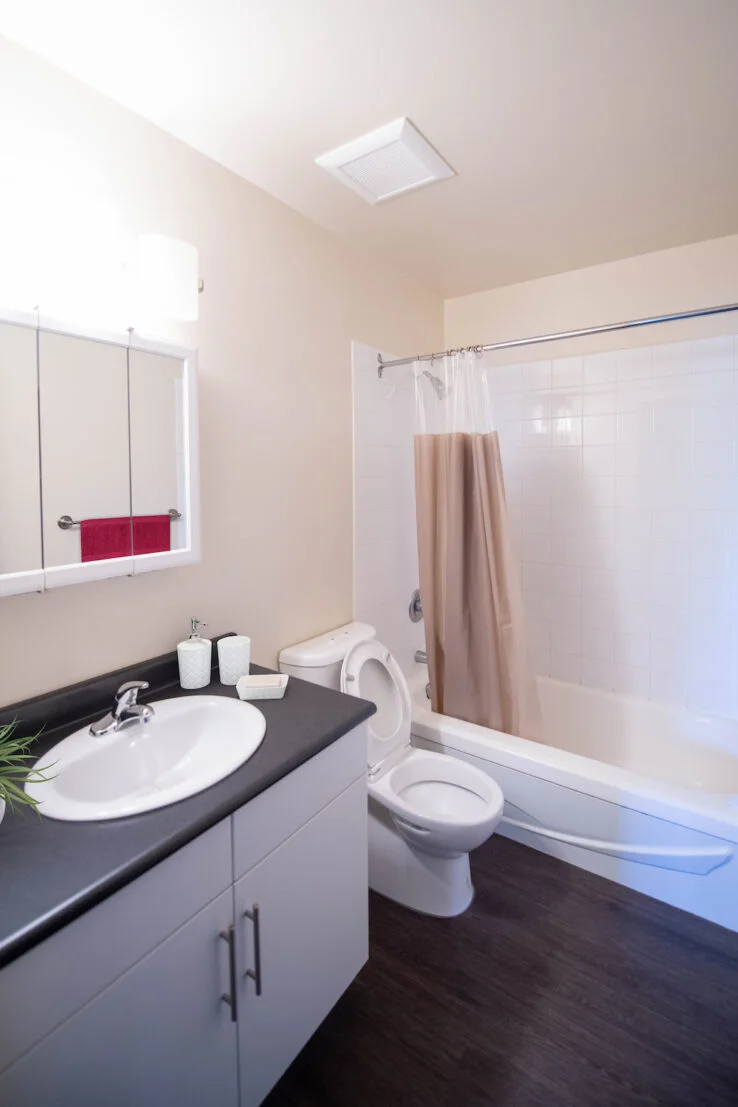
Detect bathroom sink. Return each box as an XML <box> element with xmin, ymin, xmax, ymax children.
<box><xmin>25</xmin><ymin>696</ymin><xmax>267</xmax><ymax>821</ymax></box>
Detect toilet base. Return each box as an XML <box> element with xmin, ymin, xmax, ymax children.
<box><xmin>368</xmin><ymin>800</ymin><xmax>475</xmax><ymax>917</ymax></box>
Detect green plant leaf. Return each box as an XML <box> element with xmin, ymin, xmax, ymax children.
<box><xmin>0</xmin><ymin>719</ymin><xmax>54</xmax><ymax>814</ymax></box>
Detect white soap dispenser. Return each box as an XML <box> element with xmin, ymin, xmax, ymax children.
<box><xmin>177</xmin><ymin>617</ymin><xmax>212</xmax><ymax>690</ymax></box>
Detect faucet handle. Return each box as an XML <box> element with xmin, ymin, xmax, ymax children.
<box><xmin>115</xmin><ymin>680</ymin><xmax>149</xmax><ymax>709</ymax></box>
<box><xmin>116</xmin><ymin>679</ymin><xmax>149</xmax><ymax>698</ymax></box>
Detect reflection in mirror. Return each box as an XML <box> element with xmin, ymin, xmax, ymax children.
<box><xmin>128</xmin><ymin>349</ymin><xmax>186</xmax><ymax>555</ymax></box>
<box><xmin>0</xmin><ymin>322</ymin><xmax>42</xmax><ymax>577</ymax></box>
<box><xmin>39</xmin><ymin>332</ymin><xmax>131</xmax><ymax>568</ymax></box>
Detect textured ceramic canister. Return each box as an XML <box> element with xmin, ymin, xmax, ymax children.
<box><xmin>177</xmin><ymin>637</ymin><xmax>212</xmax><ymax>689</ymax></box>
<box><xmin>218</xmin><ymin>635</ymin><xmax>251</xmax><ymax>686</ymax></box>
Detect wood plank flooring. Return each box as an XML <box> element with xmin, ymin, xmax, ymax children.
<box><xmin>265</xmin><ymin>835</ymin><xmax>738</xmax><ymax>1107</ymax></box>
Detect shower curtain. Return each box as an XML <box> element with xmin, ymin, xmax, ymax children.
<box><xmin>414</xmin><ymin>351</ymin><xmax>541</xmax><ymax>739</ymax></box>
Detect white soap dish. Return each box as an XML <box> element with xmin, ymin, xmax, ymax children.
<box><xmin>236</xmin><ymin>673</ymin><xmax>289</xmax><ymax>701</ymax></box>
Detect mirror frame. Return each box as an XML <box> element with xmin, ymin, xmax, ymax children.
<box><xmin>0</xmin><ymin>307</ymin><xmax>200</xmax><ymax>596</ymax></box>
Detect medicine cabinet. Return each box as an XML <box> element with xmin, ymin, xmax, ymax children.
<box><xmin>0</xmin><ymin>309</ymin><xmax>199</xmax><ymax>596</ymax></box>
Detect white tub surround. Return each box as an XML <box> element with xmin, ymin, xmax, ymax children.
<box><xmin>352</xmin><ymin>341</ymin><xmax>426</xmax><ymax>677</ymax></box>
<box><xmin>411</xmin><ymin>674</ymin><xmax>738</xmax><ymax>932</ymax></box>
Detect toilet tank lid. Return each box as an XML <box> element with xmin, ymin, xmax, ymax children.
<box><xmin>279</xmin><ymin>622</ymin><xmax>376</xmax><ymax>667</ymax></box>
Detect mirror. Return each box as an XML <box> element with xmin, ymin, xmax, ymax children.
<box><xmin>0</xmin><ymin>320</ymin><xmax>43</xmax><ymax>596</ymax></box>
<box><xmin>0</xmin><ymin>311</ymin><xmax>199</xmax><ymax>595</ymax></box>
<box><xmin>128</xmin><ymin>349</ymin><xmax>186</xmax><ymax>557</ymax></box>
<box><xmin>40</xmin><ymin>331</ymin><xmax>133</xmax><ymax>580</ymax></box>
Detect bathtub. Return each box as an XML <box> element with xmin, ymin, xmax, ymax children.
<box><xmin>410</xmin><ymin>673</ymin><xmax>738</xmax><ymax>932</ymax></box>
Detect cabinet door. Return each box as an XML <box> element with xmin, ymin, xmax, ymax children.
<box><xmin>38</xmin><ymin>330</ymin><xmax>132</xmax><ymax>584</ymax></box>
<box><xmin>235</xmin><ymin>777</ymin><xmax>368</xmax><ymax>1107</ymax></box>
<box><xmin>0</xmin><ymin>889</ymin><xmax>238</xmax><ymax>1107</ymax></box>
<box><xmin>128</xmin><ymin>349</ymin><xmax>185</xmax><ymax>552</ymax></box>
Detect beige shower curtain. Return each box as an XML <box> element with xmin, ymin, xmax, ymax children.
<box><xmin>414</xmin><ymin>353</ymin><xmax>540</xmax><ymax>739</ymax></box>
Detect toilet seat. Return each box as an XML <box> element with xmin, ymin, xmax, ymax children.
<box><xmin>368</xmin><ymin>746</ymin><xmax>503</xmax><ymax>850</ymax></box>
<box><xmin>372</xmin><ymin>748</ymin><xmax>502</xmax><ymax>830</ymax></box>
<box><xmin>340</xmin><ymin>636</ymin><xmax>504</xmax><ymax>840</ymax></box>
<box><xmin>340</xmin><ymin>638</ymin><xmax>412</xmax><ymax>777</ymax></box>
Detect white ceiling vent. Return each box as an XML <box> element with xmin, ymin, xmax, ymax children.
<box><xmin>315</xmin><ymin>118</ymin><xmax>455</xmax><ymax>205</ymax></box>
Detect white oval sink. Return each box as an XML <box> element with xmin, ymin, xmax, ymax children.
<box><xmin>25</xmin><ymin>696</ymin><xmax>266</xmax><ymax>821</ymax></box>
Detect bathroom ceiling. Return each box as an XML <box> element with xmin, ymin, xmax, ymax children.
<box><xmin>1</xmin><ymin>0</ymin><xmax>737</xmax><ymax>298</ymax></box>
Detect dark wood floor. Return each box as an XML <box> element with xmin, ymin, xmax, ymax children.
<box><xmin>265</xmin><ymin>835</ymin><xmax>738</xmax><ymax>1107</ymax></box>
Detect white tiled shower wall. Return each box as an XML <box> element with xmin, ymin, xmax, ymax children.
<box><xmin>353</xmin><ymin>335</ymin><xmax>738</xmax><ymax>720</ymax></box>
<box><xmin>352</xmin><ymin>342</ymin><xmax>424</xmax><ymax>675</ymax></box>
<box><xmin>498</xmin><ymin>333</ymin><xmax>738</xmax><ymax>717</ymax></box>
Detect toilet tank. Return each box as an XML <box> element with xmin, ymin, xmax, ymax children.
<box><xmin>279</xmin><ymin>622</ymin><xmax>376</xmax><ymax>689</ymax></box>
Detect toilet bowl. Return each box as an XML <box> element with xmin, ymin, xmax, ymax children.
<box><xmin>368</xmin><ymin>748</ymin><xmax>503</xmax><ymax>858</ymax></box>
<box><xmin>280</xmin><ymin>623</ymin><xmax>504</xmax><ymax>917</ymax></box>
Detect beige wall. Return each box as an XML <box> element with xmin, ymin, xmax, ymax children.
<box><xmin>445</xmin><ymin>235</ymin><xmax>738</xmax><ymax>362</ymax></box>
<box><xmin>0</xmin><ymin>37</ymin><xmax>442</xmax><ymax>704</ymax></box>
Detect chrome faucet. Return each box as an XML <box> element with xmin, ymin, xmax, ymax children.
<box><xmin>90</xmin><ymin>680</ymin><xmax>155</xmax><ymax>737</ymax></box>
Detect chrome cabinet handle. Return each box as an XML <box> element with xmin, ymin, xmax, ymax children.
<box><xmin>243</xmin><ymin>905</ymin><xmax>263</xmax><ymax>996</ymax></box>
<box><xmin>219</xmin><ymin>925</ymin><xmax>238</xmax><ymax>1022</ymax></box>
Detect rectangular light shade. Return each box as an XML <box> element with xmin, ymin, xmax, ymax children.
<box><xmin>137</xmin><ymin>234</ymin><xmax>199</xmax><ymax>321</ymax></box>
<box><xmin>316</xmin><ymin>118</ymin><xmax>455</xmax><ymax>204</ymax></box>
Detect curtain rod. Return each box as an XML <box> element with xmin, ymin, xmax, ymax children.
<box><xmin>376</xmin><ymin>301</ymin><xmax>738</xmax><ymax>376</ymax></box>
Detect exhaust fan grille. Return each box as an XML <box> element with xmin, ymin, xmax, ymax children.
<box><xmin>316</xmin><ymin>118</ymin><xmax>454</xmax><ymax>204</ymax></box>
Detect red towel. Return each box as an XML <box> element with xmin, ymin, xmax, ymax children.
<box><xmin>132</xmin><ymin>515</ymin><xmax>171</xmax><ymax>555</ymax></box>
<box><xmin>80</xmin><ymin>517</ymin><xmax>131</xmax><ymax>562</ymax></box>
<box><xmin>80</xmin><ymin>516</ymin><xmax>171</xmax><ymax>562</ymax></box>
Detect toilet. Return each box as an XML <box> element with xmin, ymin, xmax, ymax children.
<box><xmin>279</xmin><ymin>622</ymin><xmax>504</xmax><ymax>917</ymax></box>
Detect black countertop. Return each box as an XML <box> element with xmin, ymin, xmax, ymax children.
<box><xmin>0</xmin><ymin>642</ymin><xmax>375</xmax><ymax>968</ymax></box>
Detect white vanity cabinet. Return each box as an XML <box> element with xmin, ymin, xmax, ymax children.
<box><xmin>0</xmin><ymin>890</ymin><xmax>239</xmax><ymax>1107</ymax></box>
<box><xmin>235</xmin><ymin>779</ymin><xmax>368</xmax><ymax>1107</ymax></box>
<box><xmin>0</xmin><ymin>727</ymin><xmax>368</xmax><ymax>1107</ymax></box>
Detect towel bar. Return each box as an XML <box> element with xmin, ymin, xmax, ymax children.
<box><xmin>57</xmin><ymin>508</ymin><xmax>182</xmax><ymax>531</ymax></box>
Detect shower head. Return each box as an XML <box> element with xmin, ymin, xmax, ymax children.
<box><xmin>422</xmin><ymin>369</ymin><xmax>449</xmax><ymax>400</ymax></box>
